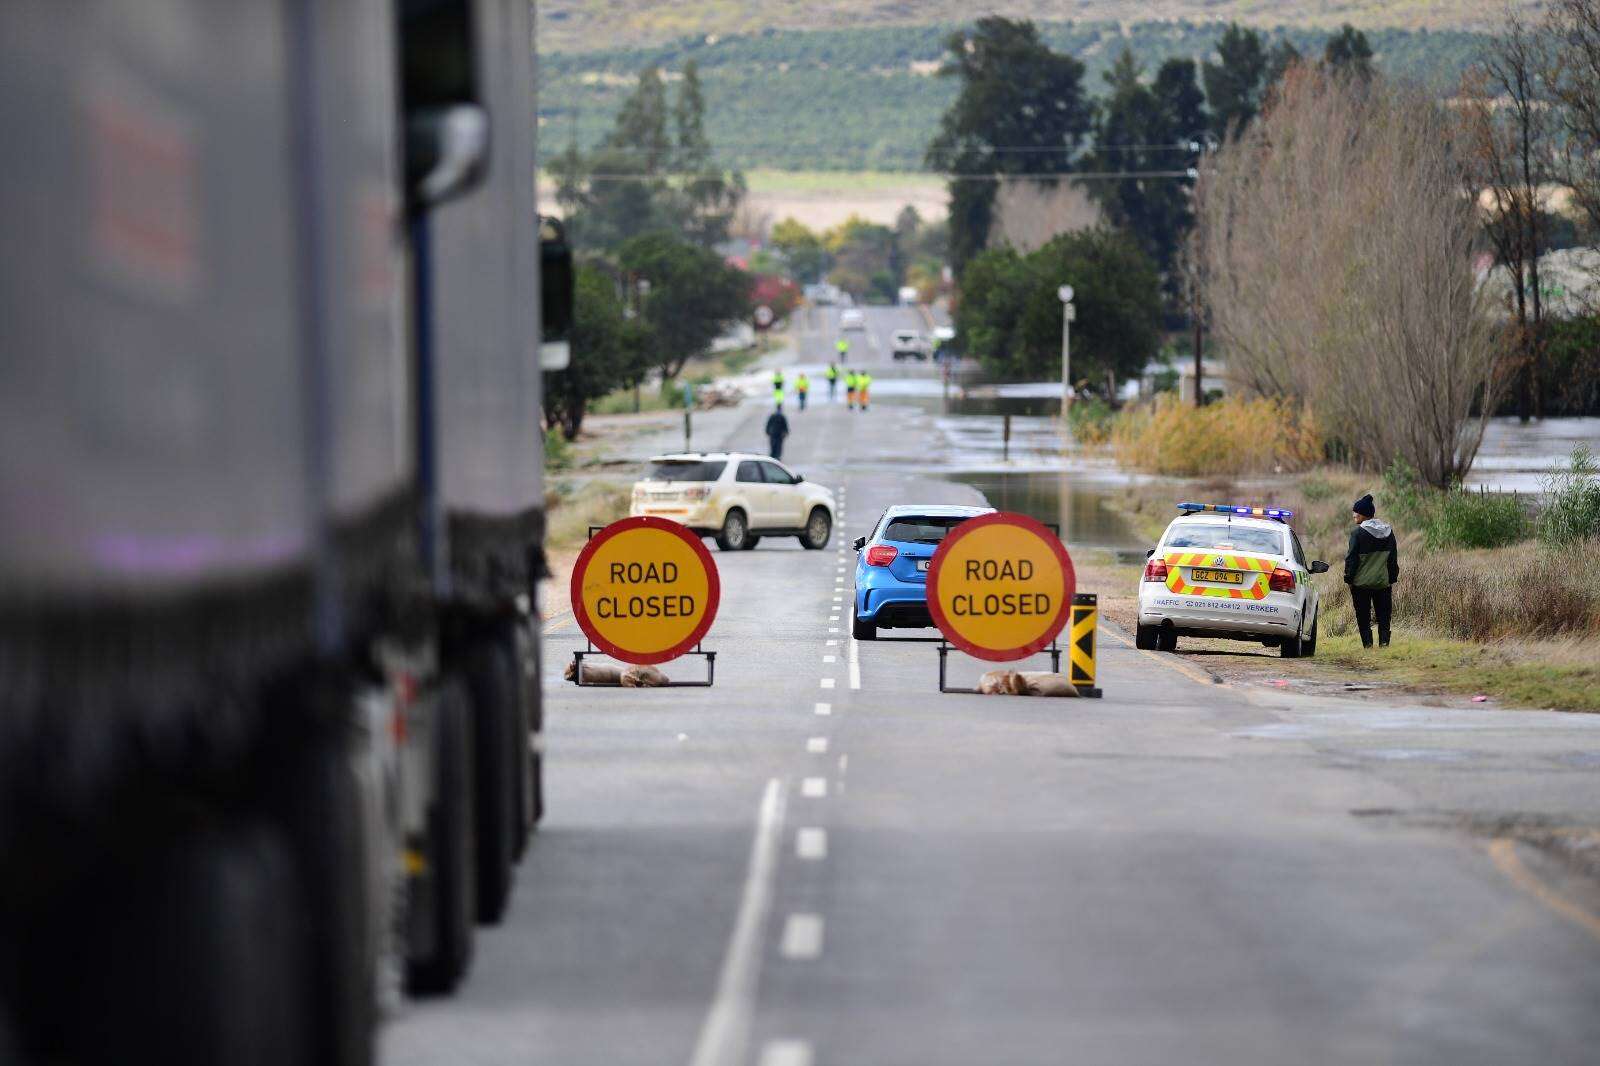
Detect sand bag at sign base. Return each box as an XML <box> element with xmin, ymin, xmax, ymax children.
<box><xmin>978</xmin><ymin>669</ymin><xmax>1079</xmax><ymax>697</ymax></box>
<box><xmin>621</xmin><ymin>665</ymin><xmax>669</xmax><ymax>687</ymax></box>
<box><xmin>564</xmin><ymin>661</ymin><xmax>624</xmax><ymax>685</ymax></box>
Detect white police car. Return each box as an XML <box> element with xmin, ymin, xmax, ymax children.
<box><xmin>1136</xmin><ymin>502</ymin><xmax>1329</xmax><ymax>658</ymax></box>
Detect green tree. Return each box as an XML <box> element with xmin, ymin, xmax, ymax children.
<box><xmin>955</xmin><ymin>228</ymin><xmax>1162</xmax><ymax>388</ymax></box>
<box><xmin>927</xmin><ymin>17</ymin><xmax>1093</xmax><ymax>275</ymax></box>
<box><xmin>619</xmin><ymin>231</ymin><xmax>751</xmax><ymax>377</ymax></box>
<box><xmin>543</xmin><ymin>264</ymin><xmax>652</xmax><ymax>440</ymax></box>
<box><xmin>1266</xmin><ymin>39</ymin><xmax>1303</xmax><ymax>86</ymax></box>
<box><xmin>771</xmin><ymin>217</ymin><xmax>829</xmax><ymax>281</ymax></box>
<box><xmin>1325</xmin><ymin>25</ymin><xmax>1375</xmax><ymax>80</ymax></box>
<box><xmin>673</xmin><ymin>59</ymin><xmax>745</xmax><ymax>248</ymax></box>
<box><xmin>1203</xmin><ymin>23</ymin><xmax>1268</xmax><ymax>136</ymax></box>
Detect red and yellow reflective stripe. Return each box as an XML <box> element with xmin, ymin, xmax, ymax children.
<box><xmin>1163</xmin><ymin>552</ymin><xmax>1273</xmax><ymax>601</ymax></box>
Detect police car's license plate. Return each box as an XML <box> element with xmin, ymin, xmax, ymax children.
<box><xmin>916</xmin><ymin>559</ymin><xmax>929</xmax><ymax>572</ymax></box>
<box><xmin>1191</xmin><ymin>567</ymin><xmax>1242</xmax><ymax>584</ymax></box>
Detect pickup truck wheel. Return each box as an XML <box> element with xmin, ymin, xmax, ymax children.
<box><xmin>465</xmin><ymin>637</ymin><xmax>517</xmax><ymax>925</ymax></box>
<box><xmin>715</xmin><ymin>509</ymin><xmax>749</xmax><ymax>551</ymax></box>
<box><xmin>407</xmin><ymin>681</ymin><xmax>476</xmax><ymax>994</ymax></box>
<box><xmin>800</xmin><ymin>507</ymin><xmax>832</xmax><ymax>550</ymax></box>
<box><xmin>1135</xmin><ymin>624</ymin><xmax>1158</xmax><ymax>650</ymax></box>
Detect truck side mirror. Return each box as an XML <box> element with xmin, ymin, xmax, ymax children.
<box><xmin>852</xmin><ymin>536</ymin><xmax>867</xmax><ymax>551</ymax></box>
<box><xmin>1311</xmin><ymin>560</ymin><xmax>1330</xmax><ymax>574</ymax></box>
<box><xmin>399</xmin><ymin>0</ymin><xmax>486</xmax><ymax>212</ymax></box>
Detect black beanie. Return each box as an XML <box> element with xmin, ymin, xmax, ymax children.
<box><xmin>1353</xmin><ymin>493</ymin><xmax>1375</xmax><ymax>517</ymax></box>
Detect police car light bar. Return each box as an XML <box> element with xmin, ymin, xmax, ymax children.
<box><xmin>1177</xmin><ymin>502</ymin><xmax>1294</xmax><ymax>522</ymax></box>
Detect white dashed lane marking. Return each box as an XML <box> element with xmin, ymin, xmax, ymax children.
<box><xmin>807</xmin><ymin>736</ymin><xmax>829</xmax><ymax>753</ymax></box>
<box><xmin>801</xmin><ymin>777</ymin><xmax>828</xmax><ymax>798</ymax></box>
<box><xmin>814</xmin><ymin>702</ymin><xmax>831</xmax><ymax>716</ymax></box>
<box><xmin>759</xmin><ymin>1041</ymin><xmax>814</xmax><ymax>1066</ymax></box>
<box><xmin>819</xmin><ymin>678</ymin><xmax>835</xmax><ymax>690</ymax></box>
<box><xmin>780</xmin><ymin>914</ymin><xmax>825</xmax><ymax>959</ymax></box>
<box><xmin>796</xmin><ymin>827</ymin><xmax>827</xmax><ymax>860</ymax></box>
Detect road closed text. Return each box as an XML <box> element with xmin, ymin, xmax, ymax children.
<box><xmin>951</xmin><ymin>558</ymin><xmax>1051</xmax><ymax>617</ymax></box>
<box><xmin>595</xmin><ymin>559</ymin><xmax>696</xmax><ymax>619</ymax></box>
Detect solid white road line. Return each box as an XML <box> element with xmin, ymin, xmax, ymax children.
<box><xmin>796</xmin><ymin>827</ymin><xmax>828</xmax><ymax>860</ymax></box>
<box><xmin>782</xmin><ymin>914</ymin><xmax>825</xmax><ymax>959</ymax></box>
<box><xmin>819</xmin><ymin>678</ymin><xmax>835</xmax><ymax>689</ymax></box>
<box><xmin>814</xmin><ymin>702</ymin><xmax>831</xmax><ymax>716</ymax></box>
<box><xmin>848</xmin><ymin>635</ymin><xmax>861</xmax><ymax>690</ymax></box>
<box><xmin>688</xmin><ymin>779</ymin><xmax>788</xmax><ymax>1066</ymax></box>
<box><xmin>807</xmin><ymin>736</ymin><xmax>829</xmax><ymax>754</ymax></box>
<box><xmin>759</xmin><ymin>1040</ymin><xmax>814</xmax><ymax>1066</ymax></box>
<box><xmin>801</xmin><ymin>777</ymin><xmax>828</xmax><ymax>798</ymax></box>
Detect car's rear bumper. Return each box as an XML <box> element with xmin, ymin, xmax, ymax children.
<box><xmin>1138</xmin><ymin>588</ymin><xmax>1301</xmax><ymax>637</ymax></box>
<box><xmin>856</xmin><ymin>583</ymin><xmax>933</xmax><ymax>628</ymax></box>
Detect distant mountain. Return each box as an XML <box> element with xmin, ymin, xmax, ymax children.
<box><xmin>539</xmin><ymin>0</ymin><xmax>1522</xmax><ymax>53</ymax></box>
<box><xmin>538</xmin><ymin>21</ymin><xmax>1491</xmax><ymax>172</ymax></box>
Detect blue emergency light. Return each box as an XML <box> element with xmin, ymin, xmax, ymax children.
<box><xmin>1177</xmin><ymin>502</ymin><xmax>1294</xmax><ymax>522</ymax></box>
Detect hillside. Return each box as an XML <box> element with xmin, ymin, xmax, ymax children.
<box><xmin>538</xmin><ymin>20</ymin><xmax>1491</xmax><ymax>172</ymax></box>
<box><xmin>540</xmin><ymin>0</ymin><xmax>1521</xmax><ymax>52</ymax></box>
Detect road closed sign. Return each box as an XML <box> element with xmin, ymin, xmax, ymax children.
<box><xmin>926</xmin><ymin>511</ymin><xmax>1075</xmax><ymax>661</ymax></box>
<box><xmin>571</xmin><ymin>516</ymin><xmax>721</xmax><ymax>665</ymax></box>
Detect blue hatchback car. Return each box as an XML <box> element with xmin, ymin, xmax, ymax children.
<box><xmin>851</xmin><ymin>504</ymin><xmax>994</xmax><ymax>640</ymax></box>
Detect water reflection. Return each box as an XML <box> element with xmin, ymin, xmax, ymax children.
<box><xmin>950</xmin><ymin>470</ymin><xmax>1148</xmax><ymax>560</ymax></box>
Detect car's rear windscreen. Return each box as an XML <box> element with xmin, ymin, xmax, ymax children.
<box><xmin>647</xmin><ymin>460</ymin><xmax>726</xmax><ymax>482</ymax></box>
<box><xmin>883</xmin><ymin>516</ymin><xmax>975</xmax><ymax>544</ymax></box>
<box><xmin>1165</xmin><ymin>524</ymin><xmax>1284</xmax><ymax>555</ymax></box>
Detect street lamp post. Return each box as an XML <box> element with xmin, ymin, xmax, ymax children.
<box><xmin>1057</xmin><ymin>285</ymin><xmax>1076</xmax><ymax>419</ymax></box>
<box><xmin>634</xmin><ymin>277</ymin><xmax>651</xmax><ymax>413</ymax></box>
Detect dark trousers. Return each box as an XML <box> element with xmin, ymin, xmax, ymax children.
<box><xmin>768</xmin><ymin>435</ymin><xmax>784</xmax><ymax>460</ymax></box>
<box><xmin>798</xmin><ymin>391</ymin><xmax>807</xmax><ymax>410</ymax></box>
<box><xmin>1350</xmin><ymin>586</ymin><xmax>1392</xmax><ymax>647</ymax></box>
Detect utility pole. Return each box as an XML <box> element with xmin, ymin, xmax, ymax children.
<box><xmin>1057</xmin><ymin>285</ymin><xmax>1075</xmax><ymax>419</ymax></box>
<box><xmin>1193</xmin><ymin>293</ymin><xmax>1204</xmax><ymax>407</ymax></box>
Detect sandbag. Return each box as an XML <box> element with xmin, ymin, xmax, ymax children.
<box><xmin>620</xmin><ymin>665</ymin><xmax>669</xmax><ymax>687</ymax></box>
<box><xmin>564</xmin><ymin>660</ymin><xmax>623</xmax><ymax>685</ymax></box>
<box><xmin>977</xmin><ymin>669</ymin><xmax>1079</xmax><ymax>697</ymax></box>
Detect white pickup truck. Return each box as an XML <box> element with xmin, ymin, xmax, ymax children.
<box><xmin>892</xmin><ymin>329</ymin><xmax>932</xmax><ymax>361</ymax></box>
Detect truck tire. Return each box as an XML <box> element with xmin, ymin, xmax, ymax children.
<box><xmin>270</xmin><ymin>719</ymin><xmax>375</xmax><ymax>1066</ymax></box>
<box><xmin>511</xmin><ymin>621</ymin><xmax>536</xmax><ymax>859</ymax></box>
<box><xmin>78</xmin><ymin>822</ymin><xmax>310</xmax><ymax>1066</ymax></box>
<box><xmin>465</xmin><ymin>637</ymin><xmax>518</xmax><ymax>925</ymax></box>
<box><xmin>407</xmin><ymin>681</ymin><xmax>476</xmax><ymax>994</ymax></box>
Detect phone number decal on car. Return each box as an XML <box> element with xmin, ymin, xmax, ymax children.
<box><xmin>1153</xmin><ymin>597</ymin><xmax>1280</xmax><ymax>614</ymax></box>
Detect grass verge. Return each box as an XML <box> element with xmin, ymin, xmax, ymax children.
<box><xmin>1318</xmin><ymin>632</ymin><xmax>1600</xmax><ymax>712</ymax></box>
<box><xmin>546</xmin><ymin>478</ymin><xmax>633</xmax><ymax>553</ymax></box>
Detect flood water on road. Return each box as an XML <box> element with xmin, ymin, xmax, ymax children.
<box><xmin>949</xmin><ymin>469</ymin><xmax>1149</xmax><ymax>560</ymax></box>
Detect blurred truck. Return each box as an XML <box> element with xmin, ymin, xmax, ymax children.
<box><xmin>0</xmin><ymin>2</ymin><xmax>570</xmax><ymax>1064</ymax></box>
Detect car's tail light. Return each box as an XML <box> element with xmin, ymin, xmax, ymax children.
<box><xmin>1269</xmin><ymin>567</ymin><xmax>1296</xmax><ymax>593</ymax></box>
<box><xmin>865</xmin><ymin>545</ymin><xmax>898</xmax><ymax>567</ymax></box>
<box><xmin>1142</xmin><ymin>558</ymin><xmax>1168</xmax><ymax>582</ymax></box>
<box><xmin>684</xmin><ymin>485</ymin><xmax>712</xmax><ymax>500</ymax></box>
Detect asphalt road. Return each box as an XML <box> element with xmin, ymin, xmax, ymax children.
<box><xmin>384</xmin><ymin>307</ymin><xmax>1600</xmax><ymax>1066</ymax></box>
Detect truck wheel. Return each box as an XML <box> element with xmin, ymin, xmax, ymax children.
<box><xmin>715</xmin><ymin>509</ymin><xmax>749</xmax><ymax>551</ymax></box>
<box><xmin>465</xmin><ymin>638</ymin><xmax>518</xmax><ymax>925</ymax></box>
<box><xmin>510</xmin><ymin>622</ymin><xmax>535</xmax><ymax>858</ymax></box>
<box><xmin>270</xmin><ymin>720</ymin><xmax>375</xmax><ymax>1066</ymax></box>
<box><xmin>79</xmin><ymin>822</ymin><xmax>310</xmax><ymax>1066</ymax></box>
<box><xmin>407</xmin><ymin>681</ymin><xmax>476</xmax><ymax>994</ymax></box>
<box><xmin>800</xmin><ymin>507</ymin><xmax>831</xmax><ymax>550</ymax></box>
<box><xmin>1157</xmin><ymin>627</ymin><xmax>1178</xmax><ymax>653</ymax></box>
<box><xmin>1135</xmin><ymin>624</ymin><xmax>1158</xmax><ymax>650</ymax></box>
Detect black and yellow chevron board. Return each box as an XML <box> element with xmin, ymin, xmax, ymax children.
<box><xmin>1069</xmin><ymin>593</ymin><xmax>1103</xmax><ymax>698</ymax></box>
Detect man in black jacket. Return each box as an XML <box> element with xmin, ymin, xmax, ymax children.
<box><xmin>765</xmin><ymin>405</ymin><xmax>790</xmax><ymax>460</ymax></box>
<box><xmin>1344</xmin><ymin>493</ymin><xmax>1399</xmax><ymax>648</ymax></box>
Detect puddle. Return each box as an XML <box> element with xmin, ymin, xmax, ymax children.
<box><xmin>948</xmin><ymin>468</ymin><xmax>1148</xmax><ymax>559</ymax></box>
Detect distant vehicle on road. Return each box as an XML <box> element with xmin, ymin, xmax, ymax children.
<box><xmin>839</xmin><ymin>308</ymin><xmax>866</xmax><ymax>330</ymax></box>
<box><xmin>632</xmin><ymin>453</ymin><xmax>836</xmax><ymax>552</ymax></box>
<box><xmin>898</xmin><ymin>285</ymin><xmax>920</xmax><ymax>305</ymax></box>
<box><xmin>892</xmin><ymin>329</ymin><xmax>931</xmax><ymax>361</ymax></box>
<box><xmin>805</xmin><ymin>282</ymin><xmax>844</xmax><ymax>306</ymax></box>
<box><xmin>851</xmin><ymin>505</ymin><xmax>994</xmax><ymax>639</ymax></box>
<box><xmin>1138</xmin><ymin>503</ymin><xmax>1329</xmax><ymax>657</ymax></box>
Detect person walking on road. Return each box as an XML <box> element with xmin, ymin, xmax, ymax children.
<box><xmin>859</xmin><ymin>371</ymin><xmax>872</xmax><ymax>411</ymax></box>
<box><xmin>765</xmin><ymin>405</ymin><xmax>790</xmax><ymax>460</ymax></box>
<box><xmin>771</xmin><ymin>369</ymin><xmax>785</xmax><ymax>409</ymax></box>
<box><xmin>796</xmin><ymin>373</ymin><xmax>810</xmax><ymax>411</ymax></box>
<box><xmin>836</xmin><ymin>338</ymin><xmax>849</xmax><ymax>364</ymax></box>
<box><xmin>825</xmin><ymin>362</ymin><xmax>838</xmax><ymax>402</ymax></box>
<box><xmin>1344</xmin><ymin>493</ymin><xmax>1399</xmax><ymax>648</ymax></box>
<box><xmin>845</xmin><ymin>370</ymin><xmax>858</xmax><ymax>410</ymax></box>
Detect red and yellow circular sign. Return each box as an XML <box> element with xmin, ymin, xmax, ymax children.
<box><xmin>926</xmin><ymin>511</ymin><xmax>1075</xmax><ymax>661</ymax></box>
<box><xmin>571</xmin><ymin>517</ymin><xmax>721</xmax><ymax>665</ymax></box>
